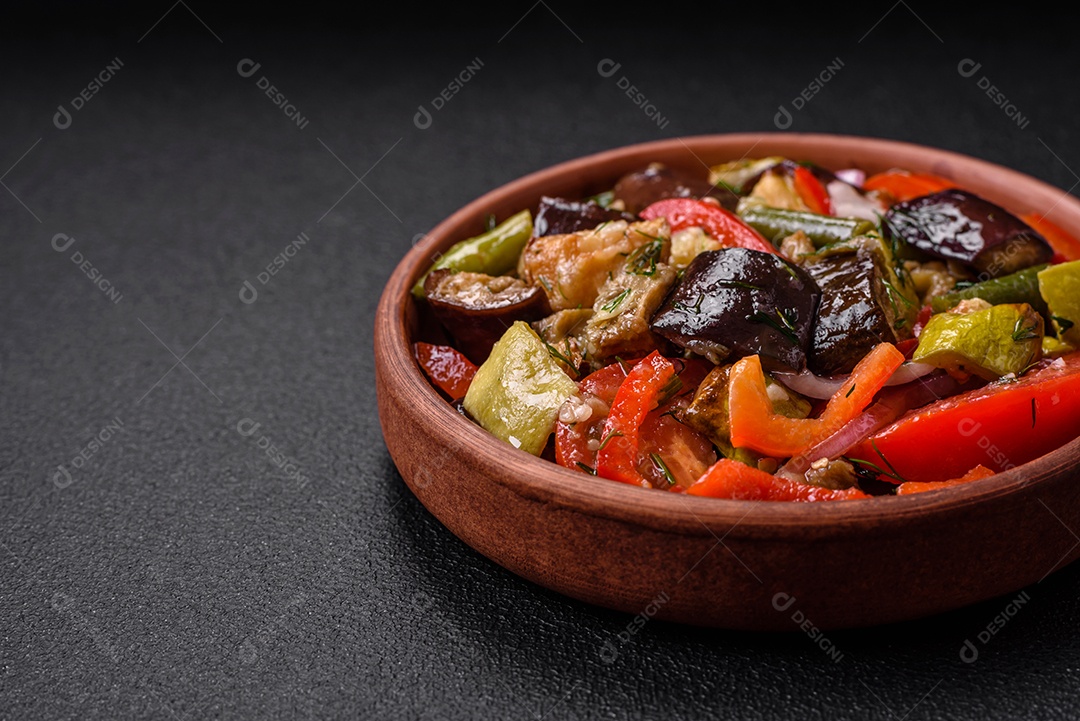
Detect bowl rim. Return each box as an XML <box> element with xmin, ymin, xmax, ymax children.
<box><xmin>376</xmin><ymin>131</ymin><xmax>1080</xmax><ymax>536</ymax></box>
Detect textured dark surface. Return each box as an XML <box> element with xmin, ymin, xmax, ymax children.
<box><xmin>3</xmin><ymin>6</ymin><xmax>1080</xmax><ymax>720</ymax></box>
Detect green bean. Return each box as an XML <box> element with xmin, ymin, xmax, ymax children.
<box><xmin>737</xmin><ymin>205</ymin><xmax>876</xmax><ymax>248</ymax></box>
<box><xmin>930</xmin><ymin>264</ymin><xmax>1048</xmax><ymax>315</ymax></box>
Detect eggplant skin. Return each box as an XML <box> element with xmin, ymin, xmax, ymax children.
<box><xmin>533</xmin><ymin>196</ymin><xmax>635</xmax><ymax>237</ymax></box>
<box><xmin>649</xmin><ymin>248</ymin><xmax>820</xmax><ymax>371</ymax></box>
<box><xmin>614</xmin><ymin>163</ymin><xmax>738</xmax><ymax>215</ymax></box>
<box><xmin>883</xmin><ymin>189</ymin><xmax>1053</xmax><ymax>278</ymax></box>
<box><xmin>424</xmin><ymin>269</ymin><xmax>551</xmax><ymax>364</ymax></box>
<box><xmin>805</xmin><ymin>241</ymin><xmax>909</xmax><ymax>376</ymax></box>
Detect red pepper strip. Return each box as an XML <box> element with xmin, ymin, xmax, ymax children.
<box><xmin>728</xmin><ymin>343</ymin><xmax>905</xmax><ymax>458</ymax></box>
<box><xmin>1021</xmin><ymin>212</ymin><xmax>1080</xmax><ymax>262</ymax></box>
<box><xmin>413</xmin><ymin>342</ymin><xmax>478</xmax><ymax>400</ymax></box>
<box><xmin>595</xmin><ymin>351</ymin><xmax>677</xmax><ymax>487</ymax></box>
<box><xmin>791</xmin><ymin>165</ymin><xmax>833</xmax><ymax>216</ymax></box>
<box><xmin>862</xmin><ymin>170</ymin><xmax>958</xmax><ymax>202</ymax></box>
<box><xmin>687</xmin><ymin>459</ymin><xmax>868</xmax><ymax>501</ymax></box>
<box><xmin>848</xmin><ymin>352</ymin><xmax>1080</xmax><ymax>484</ymax></box>
<box><xmin>639</xmin><ymin>198</ymin><xmax>780</xmax><ymax>256</ymax></box>
<box><xmin>894</xmin><ymin>465</ymin><xmax>995</xmax><ymax>496</ymax></box>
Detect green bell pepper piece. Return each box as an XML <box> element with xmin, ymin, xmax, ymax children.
<box><xmin>1038</xmin><ymin>259</ymin><xmax>1080</xmax><ymax>345</ymax></box>
<box><xmin>412</xmin><ymin>209</ymin><xmax>533</xmax><ymax>298</ymax></box>
<box><xmin>462</xmin><ymin>321</ymin><xmax>579</xmax><ymax>456</ymax></box>
<box><xmin>913</xmin><ymin>303</ymin><xmax>1043</xmax><ymax>380</ymax></box>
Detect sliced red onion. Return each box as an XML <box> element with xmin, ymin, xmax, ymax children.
<box><xmin>777</xmin><ymin>403</ymin><xmax>897</xmax><ymax>479</ymax></box>
<box><xmin>834</xmin><ymin>168</ymin><xmax>866</xmax><ymax>187</ymax></box>
<box><xmin>777</xmin><ymin>371</ymin><xmax>963</xmax><ymax>480</ymax></box>
<box><xmin>774</xmin><ymin>362</ymin><xmax>939</xmax><ymax>400</ymax></box>
<box><xmin>826</xmin><ymin>180</ymin><xmax>888</xmax><ymax>221</ymax></box>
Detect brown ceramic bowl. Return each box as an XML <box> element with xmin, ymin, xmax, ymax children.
<box><xmin>375</xmin><ymin>133</ymin><xmax>1080</xmax><ymax>631</ymax></box>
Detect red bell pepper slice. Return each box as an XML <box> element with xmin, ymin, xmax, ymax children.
<box><xmin>595</xmin><ymin>351</ymin><xmax>678</xmax><ymax>487</ymax></box>
<box><xmin>862</xmin><ymin>170</ymin><xmax>958</xmax><ymax>203</ymax></box>
<box><xmin>413</xmin><ymin>342</ymin><xmax>478</xmax><ymax>400</ymax></box>
<box><xmin>556</xmin><ymin>358</ymin><xmax>714</xmax><ymax>488</ymax></box>
<box><xmin>847</xmin><ymin>352</ymin><xmax>1080</xmax><ymax>484</ymax></box>
<box><xmin>639</xmin><ymin>198</ymin><xmax>780</xmax><ymax>256</ymax></box>
<box><xmin>687</xmin><ymin>458</ymin><xmax>868</xmax><ymax>501</ymax></box>
<box><xmin>1021</xmin><ymin>212</ymin><xmax>1080</xmax><ymax>263</ymax></box>
<box><xmin>791</xmin><ymin>165</ymin><xmax>833</xmax><ymax>216</ymax></box>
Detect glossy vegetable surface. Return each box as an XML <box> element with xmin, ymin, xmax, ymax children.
<box><xmin>413</xmin><ymin>154</ymin><xmax>1080</xmax><ymax>501</ymax></box>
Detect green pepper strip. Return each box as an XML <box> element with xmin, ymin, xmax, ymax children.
<box><xmin>412</xmin><ymin>209</ymin><xmax>533</xmax><ymax>298</ymax></box>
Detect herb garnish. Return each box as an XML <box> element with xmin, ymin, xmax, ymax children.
<box><xmin>748</xmin><ymin>308</ymin><xmax>801</xmax><ymax>346</ymax></box>
<box><xmin>600</xmin><ymin>288</ymin><xmax>632</xmax><ymax>313</ymax></box>
<box><xmin>597</xmin><ymin>430</ymin><xmax>624</xmax><ymax>451</ymax></box>
<box><xmin>1011</xmin><ymin>317</ymin><xmax>1040</xmax><ymax>343</ymax></box>
<box><xmin>1053</xmin><ymin>315</ymin><xmax>1075</xmax><ymax>334</ymax></box>
<box><xmin>650</xmin><ymin>453</ymin><xmax>676</xmax><ymax>486</ymax></box>
<box><xmin>673</xmin><ymin>294</ymin><xmax>705</xmax><ymax>315</ymax></box>
<box><xmin>626</xmin><ymin>236</ymin><xmax>665</xmax><ymax>277</ymax></box>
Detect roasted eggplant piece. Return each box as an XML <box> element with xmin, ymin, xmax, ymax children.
<box><xmin>882</xmin><ymin>189</ymin><xmax>1053</xmax><ymax>278</ymax></box>
<box><xmin>613</xmin><ymin>162</ymin><xmax>738</xmax><ymax>214</ymax></box>
<box><xmin>424</xmin><ymin>269</ymin><xmax>551</xmax><ymax>364</ymax></box>
<box><xmin>803</xmin><ymin>236</ymin><xmax>919</xmax><ymax>376</ymax></box>
<box><xmin>650</xmin><ymin>248</ymin><xmax>820</xmax><ymax>371</ymax></box>
<box><xmin>533</xmin><ymin>196</ymin><xmax>635</xmax><ymax>237</ymax></box>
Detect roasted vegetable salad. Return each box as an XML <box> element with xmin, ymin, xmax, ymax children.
<box><xmin>412</xmin><ymin>159</ymin><xmax>1080</xmax><ymax>501</ymax></box>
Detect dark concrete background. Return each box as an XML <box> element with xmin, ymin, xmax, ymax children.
<box><xmin>3</xmin><ymin>4</ymin><xmax>1078</xmax><ymax>719</ymax></box>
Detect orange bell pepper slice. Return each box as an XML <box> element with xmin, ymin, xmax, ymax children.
<box><xmin>728</xmin><ymin>342</ymin><xmax>905</xmax><ymax>458</ymax></box>
<box><xmin>894</xmin><ymin>465</ymin><xmax>995</xmax><ymax>496</ymax></box>
<box><xmin>863</xmin><ymin>170</ymin><xmax>957</xmax><ymax>203</ymax></box>
<box><xmin>1020</xmin><ymin>212</ymin><xmax>1080</xmax><ymax>262</ymax></box>
<box><xmin>687</xmin><ymin>458</ymin><xmax>868</xmax><ymax>501</ymax></box>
